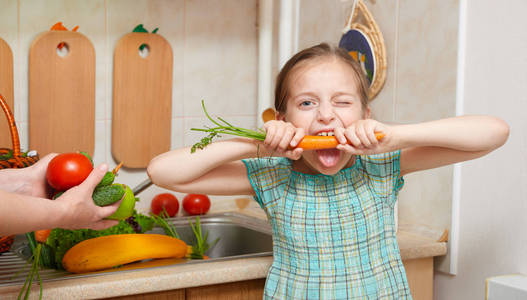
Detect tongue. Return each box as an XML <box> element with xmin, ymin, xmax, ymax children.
<box><xmin>316</xmin><ymin>149</ymin><xmax>341</xmax><ymax>168</ymax></box>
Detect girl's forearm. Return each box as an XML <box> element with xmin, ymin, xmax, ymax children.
<box><xmin>393</xmin><ymin>115</ymin><xmax>509</xmax><ymax>151</ymax></box>
<box><xmin>147</xmin><ymin>138</ymin><xmax>259</xmax><ymax>188</ymax></box>
<box><xmin>0</xmin><ymin>190</ymin><xmax>65</xmax><ymax>235</ymax></box>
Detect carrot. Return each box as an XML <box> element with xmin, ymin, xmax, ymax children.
<box><xmin>191</xmin><ymin>100</ymin><xmax>385</xmax><ymax>152</ymax></box>
<box><xmin>112</xmin><ymin>161</ymin><xmax>123</xmax><ymax>174</ymax></box>
<box><xmin>34</xmin><ymin>229</ymin><xmax>51</xmax><ymax>243</ymax></box>
<box><xmin>296</xmin><ymin>133</ymin><xmax>385</xmax><ymax>150</ymax></box>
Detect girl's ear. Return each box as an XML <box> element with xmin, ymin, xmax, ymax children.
<box><xmin>276</xmin><ymin>112</ymin><xmax>286</xmax><ymax>121</ymax></box>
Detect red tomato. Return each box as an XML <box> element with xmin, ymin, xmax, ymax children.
<box><xmin>46</xmin><ymin>153</ymin><xmax>93</xmax><ymax>191</ymax></box>
<box><xmin>183</xmin><ymin>194</ymin><xmax>211</xmax><ymax>215</ymax></box>
<box><xmin>151</xmin><ymin>193</ymin><xmax>179</xmax><ymax>217</ymax></box>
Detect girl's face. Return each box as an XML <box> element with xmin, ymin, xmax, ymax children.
<box><xmin>277</xmin><ymin>58</ymin><xmax>370</xmax><ymax>175</ymax></box>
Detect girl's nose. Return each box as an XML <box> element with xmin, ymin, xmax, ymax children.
<box><xmin>317</xmin><ymin>103</ymin><xmax>336</xmax><ymax>124</ymax></box>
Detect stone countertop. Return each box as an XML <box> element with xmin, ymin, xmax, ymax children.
<box><xmin>0</xmin><ymin>206</ymin><xmax>447</xmax><ymax>299</ymax></box>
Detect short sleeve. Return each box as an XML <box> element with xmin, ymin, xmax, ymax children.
<box><xmin>241</xmin><ymin>157</ymin><xmax>291</xmax><ymax>211</ymax></box>
<box><xmin>359</xmin><ymin>150</ymin><xmax>404</xmax><ymax>207</ymax></box>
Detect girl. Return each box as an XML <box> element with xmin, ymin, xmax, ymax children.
<box><xmin>147</xmin><ymin>43</ymin><xmax>509</xmax><ymax>299</ymax></box>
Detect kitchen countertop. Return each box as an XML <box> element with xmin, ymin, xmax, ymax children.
<box><xmin>0</xmin><ymin>205</ymin><xmax>447</xmax><ymax>299</ymax></box>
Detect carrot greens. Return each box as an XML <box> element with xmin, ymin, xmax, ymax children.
<box><xmin>191</xmin><ymin>100</ymin><xmax>265</xmax><ymax>153</ymax></box>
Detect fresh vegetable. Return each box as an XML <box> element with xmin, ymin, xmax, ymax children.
<box><xmin>24</xmin><ymin>214</ymin><xmax>150</xmax><ymax>297</ymax></box>
<box><xmin>34</xmin><ymin>229</ymin><xmax>51</xmax><ymax>243</ymax></box>
<box><xmin>62</xmin><ymin>234</ymin><xmax>188</xmax><ymax>273</ymax></box>
<box><xmin>153</xmin><ymin>213</ymin><xmax>218</xmax><ymax>260</ymax></box>
<box><xmin>191</xmin><ymin>100</ymin><xmax>384</xmax><ymax>152</ymax></box>
<box><xmin>188</xmin><ymin>216</ymin><xmax>219</xmax><ymax>260</ymax></box>
<box><xmin>151</xmin><ymin>193</ymin><xmax>179</xmax><ymax>217</ymax></box>
<box><xmin>43</xmin><ymin>212</ymin><xmax>154</xmax><ymax>270</ymax></box>
<box><xmin>97</xmin><ymin>172</ymin><xmax>115</xmax><ymax>188</ymax></box>
<box><xmin>105</xmin><ymin>184</ymin><xmax>136</xmax><ymax>220</ymax></box>
<box><xmin>18</xmin><ymin>233</ymin><xmax>43</xmax><ymax>300</ymax></box>
<box><xmin>92</xmin><ymin>184</ymin><xmax>126</xmax><ymax>206</ymax></box>
<box><xmin>151</xmin><ymin>210</ymin><xmax>180</xmax><ymax>239</ymax></box>
<box><xmin>183</xmin><ymin>194</ymin><xmax>211</xmax><ymax>216</ymax></box>
<box><xmin>51</xmin><ymin>191</ymin><xmax>63</xmax><ymax>200</ymax></box>
<box><xmin>46</xmin><ymin>153</ymin><xmax>93</xmax><ymax>191</ymax></box>
<box><xmin>295</xmin><ymin>134</ymin><xmax>384</xmax><ymax>150</ymax></box>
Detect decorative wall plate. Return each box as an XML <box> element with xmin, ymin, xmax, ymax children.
<box><xmin>339</xmin><ymin>0</ymin><xmax>387</xmax><ymax>100</ymax></box>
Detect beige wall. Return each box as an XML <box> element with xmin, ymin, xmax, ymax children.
<box><xmin>435</xmin><ymin>0</ymin><xmax>527</xmax><ymax>299</ymax></box>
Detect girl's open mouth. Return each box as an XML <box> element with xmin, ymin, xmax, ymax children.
<box><xmin>316</xmin><ymin>149</ymin><xmax>341</xmax><ymax>168</ymax></box>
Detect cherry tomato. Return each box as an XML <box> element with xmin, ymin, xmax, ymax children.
<box><xmin>183</xmin><ymin>194</ymin><xmax>211</xmax><ymax>215</ymax></box>
<box><xmin>151</xmin><ymin>193</ymin><xmax>179</xmax><ymax>217</ymax></box>
<box><xmin>46</xmin><ymin>153</ymin><xmax>93</xmax><ymax>191</ymax></box>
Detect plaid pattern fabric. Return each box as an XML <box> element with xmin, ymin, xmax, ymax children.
<box><xmin>242</xmin><ymin>151</ymin><xmax>411</xmax><ymax>300</ymax></box>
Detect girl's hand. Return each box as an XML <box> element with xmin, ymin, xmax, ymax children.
<box><xmin>335</xmin><ymin>119</ymin><xmax>392</xmax><ymax>155</ymax></box>
<box><xmin>55</xmin><ymin>164</ymin><xmax>120</xmax><ymax>230</ymax></box>
<box><xmin>262</xmin><ymin>120</ymin><xmax>304</xmax><ymax>160</ymax></box>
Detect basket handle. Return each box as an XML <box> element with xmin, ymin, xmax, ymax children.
<box><xmin>0</xmin><ymin>93</ymin><xmax>21</xmax><ymax>157</ymax></box>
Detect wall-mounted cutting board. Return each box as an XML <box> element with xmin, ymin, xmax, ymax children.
<box><xmin>0</xmin><ymin>38</ymin><xmax>14</xmax><ymax>148</ymax></box>
<box><xmin>29</xmin><ymin>31</ymin><xmax>95</xmax><ymax>156</ymax></box>
<box><xmin>112</xmin><ymin>33</ymin><xmax>173</xmax><ymax>168</ymax></box>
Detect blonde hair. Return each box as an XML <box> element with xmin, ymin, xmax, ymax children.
<box><xmin>274</xmin><ymin>43</ymin><xmax>370</xmax><ymax>114</ymax></box>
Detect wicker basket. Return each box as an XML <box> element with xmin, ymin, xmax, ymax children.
<box><xmin>0</xmin><ymin>93</ymin><xmax>39</xmax><ymax>254</ymax></box>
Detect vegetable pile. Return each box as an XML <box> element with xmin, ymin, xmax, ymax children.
<box><xmin>18</xmin><ymin>162</ymin><xmax>218</xmax><ymax>300</ymax></box>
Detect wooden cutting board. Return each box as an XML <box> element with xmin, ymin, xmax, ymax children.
<box><xmin>29</xmin><ymin>31</ymin><xmax>95</xmax><ymax>156</ymax></box>
<box><xmin>112</xmin><ymin>33</ymin><xmax>173</xmax><ymax>168</ymax></box>
<box><xmin>0</xmin><ymin>38</ymin><xmax>14</xmax><ymax>148</ymax></box>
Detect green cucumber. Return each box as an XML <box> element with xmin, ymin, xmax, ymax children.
<box><xmin>92</xmin><ymin>184</ymin><xmax>125</xmax><ymax>206</ymax></box>
<box><xmin>96</xmin><ymin>172</ymin><xmax>115</xmax><ymax>188</ymax></box>
<box><xmin>52</xmin><ymin>191</ymin><xmax>64</xmax><ymax>200</ymax></box>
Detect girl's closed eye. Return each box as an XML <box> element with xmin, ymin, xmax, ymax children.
<box><xmin>333</xmin><ymin>98</ymin><xmax>355</xmax><ymax>106</ymax></box>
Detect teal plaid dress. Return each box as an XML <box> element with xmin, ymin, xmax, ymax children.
<box><xmin>242</xmin><ymin>151</ymin><xmax>412</xmax><ymax>299</ymax></box>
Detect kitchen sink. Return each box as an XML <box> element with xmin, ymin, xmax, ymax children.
<box><xmin>0</xmin><ymin>212</ymin><xmax>273</xmax><ymax>287</ymax></box>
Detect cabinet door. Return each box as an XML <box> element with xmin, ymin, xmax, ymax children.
<box><xmin>403</xmin><ymin>257</ymin><xmax>434</xmax><ymax>300</ymax></box>
<box><xmin>186</xmin><ymin>278</ymin><xmax>265</xmax><ymax>300</ymax></box>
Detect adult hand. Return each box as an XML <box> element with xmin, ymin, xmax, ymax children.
<box><xmin>54</xmin><ymin>164</ymin><xmax>120</xmax><ymax>230</ymax></box>
<box><xmin>3</xmin><ymin>153</ymin><xmax>57</xmax><ymax>198</ymax></box>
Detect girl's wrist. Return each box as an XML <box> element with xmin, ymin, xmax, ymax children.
<box><xmin>390</xmin><ymin>124</ymin><xmax>421</xmax><ymax>149</ymax></box>
<box><xmin>228</xmin><ymin>137</ymin><xmax>267</xmax><ymax>158</ymax></box>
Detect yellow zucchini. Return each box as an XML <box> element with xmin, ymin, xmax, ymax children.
<box><xmin>62</xmin><ymin>234</ymin><xmax>188</xmax><ymax>273</ymax></box>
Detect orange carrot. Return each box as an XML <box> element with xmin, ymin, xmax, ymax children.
<box><xmin>295</xmin><ymin>132</ymin><xmax>385</xmax><ymax>150</ymax></box>
<box><xmin>112</xmin><ymin>162</ymin><xmax>123</xmax><ymax>174</ymax></box>
<box><xmin>34</xmin><ymin>229</ymin><xmax>51</xmax><ymax>243</ymax></box>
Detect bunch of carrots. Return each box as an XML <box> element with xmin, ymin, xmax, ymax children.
<box><xmin>191</xmin><ymin>100</ymin><xmax>384</xmax><ymax>152</ymax></box>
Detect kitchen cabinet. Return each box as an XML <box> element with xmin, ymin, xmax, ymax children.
<box><xmin>105</xmin><ymin>279</ymin><xmax>265</xmax><ymax>300</ymax></box>
<box><xmin>103</xmin><ymin>257</ymin><xmax>433</xmax><ymax>300</ymax></box>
